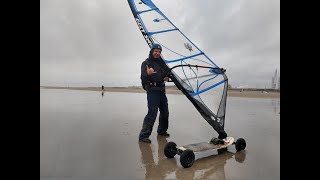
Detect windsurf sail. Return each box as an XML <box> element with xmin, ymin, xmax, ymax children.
<box><xmin>127</xmin><ymin>0</ymin><xmax>228</xmax><ymax>138</ymax></box>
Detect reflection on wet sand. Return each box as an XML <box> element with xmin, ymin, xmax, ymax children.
<box><xmin>139</xmin><ymin>136</ymin><xmax>177</xmax><ymax>179</ymax></box>
<box><xmin>176</xmin><ymin>149</ymin><xmax>246</xmax><ymax>179</ymax></box>
<box><xmin>139</xmin><ymin>136</ymin><xmax>246</xmax><ymax>180</ymax></box>
<box><xmin>271</xmin><ymin>99</ymin><xmax>280</xmax><ymax>114</ymax></box>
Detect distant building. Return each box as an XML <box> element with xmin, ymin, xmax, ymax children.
<box><xmin>271</xmin><ymin>69</ymin><xmax>278</xmax><ymax>89</ymax></box>
<box><xmin>272</xmin><ymin>77</ymin><xmax>275</xmax><ymax>89</ymax></box>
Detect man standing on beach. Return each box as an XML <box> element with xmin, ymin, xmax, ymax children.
<box><xmin>139</xmin><ymin>44</ymin><xmax>170</xmax><ymax>143</ymax></box>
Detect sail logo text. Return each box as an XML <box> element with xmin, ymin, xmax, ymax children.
<box><xmin>135</xmin><ymin>18</ymin><xmax>152</xmax><ymax>46</ymax></box>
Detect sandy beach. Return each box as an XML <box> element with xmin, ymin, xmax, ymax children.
<box><xmin>40</xmin><ymin>89</ymin><xmax>280</xmax><ymax>179</ymax></box>
<box><xmin>40</xmin><ymin>86</ymin><xmax>280</xmax><ymax>99</ymax></box>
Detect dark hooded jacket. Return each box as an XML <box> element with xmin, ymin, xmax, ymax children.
<box><xmin>140</xmin><ymin>50</ymin><xmax>167</xmax><ymax>92</ymax></box>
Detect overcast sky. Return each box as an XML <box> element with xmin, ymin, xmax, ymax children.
<box><xmin>40</xmin><ymin>0</ymin><xmax>280</xmax><ymax>88</ymax></box>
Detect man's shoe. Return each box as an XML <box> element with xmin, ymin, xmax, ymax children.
<box><xmin>139</xmin><ymin>138</ymin><xmax>151</xmax><ymax>143</ymax></box>
<box><xmin>158</xmin><ymin>132</ymin><xmax>170</xmax><ymax>137</ymax></box>
<box><xmin>210</xmin><ymin>137</ymin><xmax>225</xmax><ymax>145</ymax></box>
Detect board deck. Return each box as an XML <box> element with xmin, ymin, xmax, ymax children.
<box><xmin>178</xmin><ymin>137</ymin><xmax>234</xmax><ymax>152</ymax></box>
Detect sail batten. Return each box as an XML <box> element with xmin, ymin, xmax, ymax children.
<box><xmin>165</xmin><ymin>53</ymin><xmax>204</xmax><ymax>63</ymax></box>
<box><xmin>149</xmin><ymin>28</ymin><xmax>178</xmax><ymax>36</ymax></box>
<box><xmin>137</xmin><ymin>8</ymin><xmax>158</xmax><ymax>14</ymax></box>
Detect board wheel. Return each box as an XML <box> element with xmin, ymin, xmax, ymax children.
<box><xmin>164</xmin><ymin>142</ymin><xmax>177</xmax><ymax>158</ymax></box>
<box><xmin>180</xmin><ymin>149</ymin><xmax>195</xmax><ymax>168</ymax></box>
<box><xmin>235</xmin><ymin>138</ymin><xmax>246</xmax><ymax>152</ymax></box>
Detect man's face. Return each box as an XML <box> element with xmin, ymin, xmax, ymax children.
<box><xmin>152</xmin><ymin>49</ymin><xmax>161</xmax><ymax>59</ymax></box>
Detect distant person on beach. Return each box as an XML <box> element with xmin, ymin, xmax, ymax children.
<box><xmin>102</xmin><ymin>85</ymin><xmax>104</xmax><ymax>91</ymax></box>
<box><xmin>139</xmin><ymin>44</ymin><xmax>170</xmax><ymax>143</ymax></box>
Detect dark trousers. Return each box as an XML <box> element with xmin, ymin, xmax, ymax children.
<box><xmin>139</xmin><ymin>91</ymin><xmax>169</xmax><ymax>140</ymax></box>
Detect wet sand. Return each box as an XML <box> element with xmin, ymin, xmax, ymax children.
<box><xmin>40</xmin><ymin>89</ymin><xmax>280</xmax><ymax>180</ymax></box>
<box><xmin>40</xmin><ymin>86</ymin><xmax>280</xmax><ymax>99</ymax></box>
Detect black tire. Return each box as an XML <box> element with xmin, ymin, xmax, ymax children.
<box><xmin>235</xmin><ymin>138</ymin><xmax>246</xmax><ymax>152</ymax></box>
<box><xmin>180</xmin><ymin>149</ymin><xmax>195</xmax><ymax>168</ymax></box>
<box><xmin>164</xmin><ymin>142</ymin><xmax>177</xmax><ymax>158</ymax></box>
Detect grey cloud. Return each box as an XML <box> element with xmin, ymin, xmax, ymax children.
<box><xmin>41</xmin><ymin>0</ymin><xmax>280</xmax><ymax>88</ymax></box>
